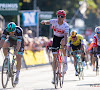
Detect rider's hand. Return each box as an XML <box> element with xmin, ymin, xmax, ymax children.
<box><xmin>41</xmin><ymin>20</ymin><xmax>45</xmax><ymax>25</ymax></box>
<box><xmin>14</xmin><ymin>50</ymin><xmax>18</xmax><ymax>55</ymax></box>
<box><xmin>94</xmin><ymin>53</ymin><xmax>97</xmax><ymax>57</ymax></box>
<box><xmin>67</xmin><ymin>51</ymin><xmax>70</xmax><ymax>57</ymax></box>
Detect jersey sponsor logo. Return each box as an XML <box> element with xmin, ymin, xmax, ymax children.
<box><xmin>53</xmin><ymin>26</ymin><xmax>64</xmax><ymax>34</ymax></box>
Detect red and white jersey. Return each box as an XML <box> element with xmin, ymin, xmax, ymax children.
<box><xmin>93</xmin><ymin>34</ymin><xmax>100</xmax><ymax>47</ymax></box>
<box><xmin>50</xmin><ymin>19</ymin><xmax>69</xmax><ymax>37</ymax></box>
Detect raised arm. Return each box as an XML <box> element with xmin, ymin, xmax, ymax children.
<box><xmin>41</xmin><ymin>20</ymin><xmax>50</xmax><ymax>25</ymax></box>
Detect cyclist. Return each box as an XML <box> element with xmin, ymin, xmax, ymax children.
<box><xmin>87</xmin><ymin>41</ymin><xmax>95</xmax><ymax>70</ymax></box>
<box><xmin>41</xmin><ymin>10</ymin><xmax>69</xmax><ymax>84</ymax></box>
<box><xmin>67</xmin><ymin>30</ymin><xmax>86</xmax><ymax>76</ymax></box>
<box><xmin>93</xmin><ymin>26</ymin><xmax>100</xmax><ymax>70</ymax></box>
<box><xmin>0</xmin><ymin>22</ymin><xmax>24</xmax><ymax>85</ymax></box>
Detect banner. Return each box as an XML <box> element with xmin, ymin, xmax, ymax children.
<box><xmin>22</xmin><ymin>11</ymin><xmax>37</xmax><ymax>27</ymax></box>
<box><xmin>23</xmin><ymin>50</ymin><xmax>49</xmax><ymax>65</ymax></box>
<box><xmin>0</xmin><ymin>0</ymin><xmax>19</xmax><ymax>15</ymax></box>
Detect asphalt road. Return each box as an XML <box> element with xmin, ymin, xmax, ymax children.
<box><xmin>0</xmin><ymin>58</ymin><xmax>100</xmax><ymax>90</ymax></box>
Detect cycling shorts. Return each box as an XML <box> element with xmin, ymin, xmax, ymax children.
<box><xmin>70</xmin><ymin>43</ymin><xmax>81</xmax><ymax>51</ymax></box>
<box><xmin>6</xmin><ymin>38</ymin><xmax>24</xmax><ymax>55</ymax></box>
<box><xmin>52</xmin><ymin>35</ymin><xmax>64</xmax><ymax>52</ymax></box>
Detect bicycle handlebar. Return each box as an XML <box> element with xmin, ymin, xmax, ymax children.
<box><xmin>71</xmin><ymin>50</ymin><xmax>83</xmax><ymax>55</ymax></box>
<box><xmin>48</xmin><ymin>47</ymin><xmax>66</xmax><ymax>50</ymax></box>
<box><xmin>91</xmin><ymin>52</ymin><xmax>100</xmax><ymax>54</ymax></box>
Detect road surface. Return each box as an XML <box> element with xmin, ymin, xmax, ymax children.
<box><xmin>0</xmin><ymin>58</ymin><xmax>100</xmax><ymax>90</ymax></box>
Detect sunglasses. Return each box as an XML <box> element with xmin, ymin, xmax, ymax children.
<box><xmin>9</xmin><ymin>31</ymin><xmax>15</xmax><ymax>34</ymax></box>
<box><xmin>58</xmin><ymin>15</ymin><xmax>64</xmax><ymax>18</ymax></box>
<box><xmin>72</xmin><ymin>36</ymin><xmax>76</xmax><ymax>38</ymax></box>
<box><xmin>97</xmin><ymin>32</ymin><xmax>100</xmax><ymax>34</ymax></box>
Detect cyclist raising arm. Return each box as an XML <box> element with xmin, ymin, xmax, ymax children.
<box><xmin>41</xmin><ymin>10</ymin><xmax>69</xmax><ymax>84</ymax></box>
<box><xmin>0</xmin><ymin>22</ymin><xmax>24</xmax><ymax>85</ymax></box>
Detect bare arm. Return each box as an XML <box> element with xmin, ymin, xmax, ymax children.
<box><xmin>16</xmin><ymin>41</ymin><xmax>21</xmax><ymax>51</ymax></box>
<box><xmin>64</xmin><ymin>32</ymin><xmax>68</xmax><ymax>45</ymax></box>
<box><xmin>41</xmin><ymin>20</ymin><xmax>50</xmax><ymax>25</ymax></box>
<box><xmin>93</xmin><ymin>47</ymin><xmax>97</xmax><ymax>52</ymax></box>
<box><xmin>0</xmin><ymin>39</ymin><xmax>5</xmax><ymax>48</ymax></box>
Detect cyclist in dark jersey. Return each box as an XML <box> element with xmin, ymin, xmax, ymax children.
<box><xmin>0</xmin><ymin>22</ymin><xmax>24</xmax><ymax>85</ymax></box>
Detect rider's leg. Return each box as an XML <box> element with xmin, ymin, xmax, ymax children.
<box><xmin>73</xmin><ymin>55</ymin><xmax>78</xmax><ymax>76</ymax></box>
<box><xmin>52</xmin><ymin>52</ymin><xmax>57</xmax><ymax>83</ymax></box>
<box><xmin>52</xmin><ymin>53</ymin><xmax>57</xmax><ymax>71</ymax></box>
<box><xmin>16</xmin><ymin>54</ymin><xmax>22</xmax><ymax>76</ymax></box>
<box><xmin>73</xmin><ymin>55</ymin><xmax>77</xmax><ymax>72</ymax></box>
<box><xmin>60</xmin><ymin>38</ymin><xmax>68</xmax><ymax>73</ymax></box>
<box><xmin>81</xmin><ymin>52</ymin><xmax>86</xmax><ymax>67</ymax></box>
<box><xmin>3</xmin><ymin>41</ymin><xmax>9</xmax><ymax>56</ymax></box>
<box><xmin>92</xmin><ymin>54</ymin><xmax>95</xmax><ymax>71</ymax></box>
<box><xmin>14</xmin><ymin>53</ymin><xmax>22</xmax><ymax>84</ymax></box>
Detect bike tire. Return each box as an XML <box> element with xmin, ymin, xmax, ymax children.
<box><xmin>77</xmin><ymin>61</ymin><xmax>81</xmax><ymax>80</ymax></box>
<box><xmin>96</xmin><ymin>58</ymin><xmax>99</xmax><ymax>76</ymax></box>
<box><xmin>11</xmin><ymin>59</ymin><xmax>17</xmax><ymax>87</ymax></box>
<box><xmin>59</xmin><ymin>60</ymin><xmax>64</xmax><ymax>88</ymax></box>
<box><xmin>1</xmin><ymin>58</ymin><xmax>10</xmax><ymax>88</ymax></box>
<box><xmin>80</xmin><ymin>62</ymin><xmax>84</xmax><ymax>80</ymax></box>
<box><xmin>54</xmin><ymin>58</ymin><xmax>58</xmax><ymax>89</ymax></box>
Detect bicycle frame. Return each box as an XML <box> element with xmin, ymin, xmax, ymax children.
<box><xmin>57</xmin><ymin>49</ymin><xmax>64</xmax><ymax>77</ymax></box>
<box><xmin>48</xmin><ymin>47</ymin><xmax>65</xmax><ymax>88</ymax></box>
<box><xmin>71</xmin><ymin>50</ymin><xmax>84</xmax><ymax>80</ymax></box>
<box><xmin>2</xmin><ymin>48</ymin><xmax>16</xmax><ymax>88</ymax></box>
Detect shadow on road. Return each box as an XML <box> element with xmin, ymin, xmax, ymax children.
<box><xmin>84</xmin><ymin>75</ymin><xmax>97</xmax><ymax>77</ymax></box>
<box><xmin>77</xmin><ymin>83</ymin><xmax>100</xmax><ymax>87</ymax></box>
<box><xmin>34</xmin><ymin>88</ymin><xmax>58</xmax><ymax>90</ymax></box>
<box><xmin>64</xmin><ymin>79</ymin><xmax>78</xmax><ymax>82</ymax></box>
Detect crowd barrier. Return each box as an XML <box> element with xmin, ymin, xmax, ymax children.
<box><xmin>0</xmin><ymin>49</ymin><xmax>49</xmax><ymax>70</ymax></box>
<box><xmin>23</xmin><ymin>49</ymin><xmax>49</xmax><ymax>66</ymax></box>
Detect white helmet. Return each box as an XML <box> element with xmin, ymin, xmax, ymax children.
<box><xmin>95</xmin><ymin>26</ymin><xmax>100</xmax><ymax>33</ymax></box>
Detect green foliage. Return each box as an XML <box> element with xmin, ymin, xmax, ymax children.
<box><xmin>87</xmin><ymin>0</ymin><xmax>97</xmax><ymax>8</ymax></box>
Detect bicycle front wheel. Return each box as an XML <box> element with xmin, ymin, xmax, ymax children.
<box><xmin>77</xmin><ymin>61</ymin><xmax>84</xmax><ymax>80</ymax></box>
<box><xmin>1</xmin><ymin>58</ymin><xmax>10</xmax><ymax>88</ymax></box>
<box><xmin>96</xmin><ymin>57</ymin><xmax>99</xmax><ymax>76</ymax></box>
<box><xmin>59</xmin><ymin>59</ymin><xmax>64</xmax><ymax>88</ymax></box>
<box><xmin>11</xmin><ymin>59</ymin><xmax>17</xmax><ymax>87</ymax></box>
<box><xmin>54</xmin><ymin>58</ymin><xmax>58</xmax><ymax>89</ymax></box>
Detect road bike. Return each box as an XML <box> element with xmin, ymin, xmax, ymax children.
<box><xmin>49</xmin><ymin>47</ymin><xmax>65</xmax><ymax>89</ymax></box>
<box><xmin>1</xmin><ymin>47</ymin><xmax>17</xmax><ymax>88</ymax></box>
<box><xmin>71</xmin><ymin>50</ymin><xmax>84</xmax><ymax>80</ymax></box>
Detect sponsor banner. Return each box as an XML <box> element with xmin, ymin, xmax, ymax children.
<box><xmin>23</xmin><ymin>50</ymin><xmax>49</xmax><ymax>65</ymax></box>
<box><xmin>0</xmin><ymin>0</ymin><xmax>19</xmax><ymax>15</ymax></box>
<box><xmin>22</xmin><ymin>11</ymin><xmax>37</xmax><ymax>26</ymax></box>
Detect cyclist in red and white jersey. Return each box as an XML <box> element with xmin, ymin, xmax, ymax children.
<box><xmin>93</xmin><ymin>26</ymin><xmax>100</xmax><ymax>70</ymax></box>
<box><xmin>41</xmin><ymin>10</ymin><xmax>69</xmax><ymax>84</ymax></box>
<box><xmin>93</xmin><ymin>26</ymin><xmax>100</xmax><ymax>52</ymax></box>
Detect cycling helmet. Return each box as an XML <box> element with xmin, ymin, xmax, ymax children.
<box><xmin>7</xmin><ymin>22</ymin><xmax>16</xmax><ymax>32</ymax></box>
<box><xmin>70</xmin><ymin>30</ymin><xmax>77</xmax><ymax>37</ymax></box>
<box><xmin>56</xmin><ymin>10</ymin><xmax>66</xmax><ymax>16</ymax></box>
<box><xmin>95</xmin><ymin>26</ymin><xmax>100</xmax><ymax>33</ymax></box>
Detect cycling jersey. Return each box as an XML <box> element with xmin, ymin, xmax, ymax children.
<box><xmin>1</xmin><ymin>26</ymin><xmax>24</xmax><ymax>55</ymax></box>
<box><xmin>50</xmin><ymin>19</ymin><xmax>69</xmax><ymax>37</ymax></box>
<box><xmin>93</xmin><ymin>34</ymin><xmax>100</xmax><ymax>47</ymax></box>
<box><xmin>88</xmin><ymin>42</ymin><xmax>94</xmax><ymax>51</ymax></box>
<box><xmin>1</xmin><ymin>26</ymin><xmax>23</xmax><ymax>42</ymax></box>
<box><xmin>68</xmin><ymin>34</ymin><xmax>84</xmax><ymax>46</ymax></box>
